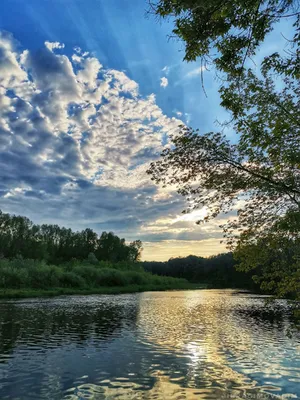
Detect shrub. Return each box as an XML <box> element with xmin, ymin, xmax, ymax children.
<box><xmin>0</xmin><ymin>258</ymin><xmax>189</xmax><ymax>291</ymax></box>
<box><xmin>87</xmin><ymin>252</ymin><xmax>99</xmax><ymax>265</ymax></box>
<box><xmin>0</xmin><ymin>267</ymin><xmax>29</xmax><ymax>289</ymax></box>
<box><xmin>126</xmin><ymin>271</ymin><xmax>148</xmax><ymax>285</ymax></box>
<box><xmin>72</xmin><ymin>265</ymin><xmax>101</xmax><ymax>285</ymax></box>
<box><xmin>95</xmin><ymin>268</ymin><xmax>129</xmax><ymax>286</ymax></box>
<box><xmin>149</xmin><ymin>274</ymin><xmax>165</xmax><ymax>285</ymax></box>
<box><xmin>59</xmin><ymin>271</ymin><xmax>86</xmax><ymax>288</ymax></box>
<box><xmin>27</xmin><ymin>265</ymin><xmax>61</xmax><ymax>289</ymax></box>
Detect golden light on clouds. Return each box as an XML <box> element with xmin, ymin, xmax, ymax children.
<box><xmin>174</xmin><ymin>207</ymin><xmax>208</xmax><ymax>223</ymax></box>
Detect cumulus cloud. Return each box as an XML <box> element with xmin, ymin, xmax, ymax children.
<box><xmin>0</xmin><ymin>32</ymin><xmax>27</xmax><ymax>88</ymax></box>
<box><xmin>0</xmin><ymin>31</ymin><xmax>224</xmax><ymax>260</ymax></box>
<box><xmin>160</xmin><ymin>77</ymin><xmax>168</xmax><ymax>88</ymax></box>
<box><xmin>0</xmin><ymin>32</ymin><xmax>184</xmax><ymax>228</ymax></box>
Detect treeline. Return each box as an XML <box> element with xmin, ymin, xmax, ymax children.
<box><xmin>0</xmin><ymin>211</ymin><xmax>142</xmax><ymax>264</ymax></box>
<box><xmin>0</xmin><ymin>210</ymin><xmax>260</xmax><ymax>293</ymax></box>
<box><xmin>143</xmin><ymin>253</ymin><xmax>258</xmax><ymax>290</ymax></box>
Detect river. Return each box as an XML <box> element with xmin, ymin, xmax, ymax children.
<box><xmin>0</xmin><ymin>290</ymin><xmax>299</xmax><ymax>399</ymax></box>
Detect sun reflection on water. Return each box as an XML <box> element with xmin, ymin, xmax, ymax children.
<box><xmin>135</xmin><ymin>290</ymin><xmax>299</xmax><ymax>399</ymax></box>
<box><xmin>0</xmin><ymin>290</ymin><xmax>298</xmax><ymax>399</ymax></box>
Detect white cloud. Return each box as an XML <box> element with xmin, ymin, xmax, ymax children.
<box><xmin>174</xmin><ymin>110</ymin><xmax>182</xmax><ymax>117</ymax></box>
<box><xmin>160</xmin><ymin>77</ymin><xmax>168</xmax><ymax>88</ymax></box>
<box><xmin>76</xmin><ymin>57</ymin><xmax>102</xmax><ymax>88</ymax></box>
<box><xmin>0</xmin><ymin>31</ymin><xmax>185</xmax><ymax>234</ymax></box>
<box><xmin>186</xmin><ymin>65</ymin><xmax>206</xmax><ymax>78</ymax></box>
<box><xmin>45</xmin><ymin>41</ymin><xmax>65</xmax><ymax>52</ymax></box>
<box><xmin>0</xmin><ymin>31</ymin><xmax>226</xmax><ymax>258</ymax></box>
<box><xmin>162</xmin><ymin>65</ymin><xmax>170</xmax><ymax>75</ymax></box>
<box><xmin>106</xmin><ymin>69</ymin><xmax>139</xmax><ymax>96</ymax></box>
<box><xmin>0</xmin><ymin>32</ymin><xmax>27</xmax><ymax>88</ymax></box>
<box><xmin>175</xmin><ymin>207</ymin><xmax>208</xmax><ymax>223</ymax></box>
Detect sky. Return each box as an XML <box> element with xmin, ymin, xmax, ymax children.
<box><xmin>0</xmin><ymin>0</ymin><xmax>290</xmax><ymax>261</ymax></box>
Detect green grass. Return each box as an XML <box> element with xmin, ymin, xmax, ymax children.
<box><xmin>0</xmin><ymin>283</ymin><xmax>205</xmax><ymax>299</ymax></box>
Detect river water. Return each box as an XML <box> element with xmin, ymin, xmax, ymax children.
<box><xmin>0</xmin><ymin>290</ymin><xmax>299</xmax><ymax>399</ymax></box>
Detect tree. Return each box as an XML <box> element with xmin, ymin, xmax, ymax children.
<box><xmin>234</xmin><ymin>232</ymin><xmax>300</xmax><ymax>299</ymax></box>
<box><xmin>142</xmin><ymin>253</ymin><xmax>257</xmax><ymax>288</ymax></box>
<box><xmin>148</xmin><ymin>55</ymin><xmax>300</xmax><ymax>248</ymax></box>
<box><xmin>147</xmin><ymin>1</ymin><xmax>300</xmax><ymax>298</ymax></box>
<box><xmin>0</xmin><ymin>211</ymin><xmax>143</xmax><ymax>264</ymax></box>
<box><xmin>149</xmin><ymin>0</ymin><xmax>299</xmax><ymax>78</ymax></box>
<box><xmin>128</xmin><ymin>240</ymin><xmax>143</xmax><ymax>262</ymax></box>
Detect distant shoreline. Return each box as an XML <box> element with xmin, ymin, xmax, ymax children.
<box><xmin>0</xmin><ymin>284</ymin><xmax>207</xmax><ymax>299</ymax></box>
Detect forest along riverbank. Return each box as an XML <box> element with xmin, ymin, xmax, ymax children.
<box><xmin>0</xmin><ymin>211</ymin><xmax>268</xmax><ymax>301</ymax></box>
<box><xmin>0</xmin><ymin>257</ymin><xmax>206</xmax><ymax>299</ymax></box>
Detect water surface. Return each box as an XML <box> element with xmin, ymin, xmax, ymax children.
<box><xmin>0</xmin><ymin>290</ymin><xmax>299</xmax><ymax>399</ymax></box>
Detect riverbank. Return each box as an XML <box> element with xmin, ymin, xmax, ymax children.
<box><xmin>0</xmin><ymin>258</ymin><xmax>204</xmax><ymax>299</ymax></box>
<box><xmin>0</xmin><ymin>283</ymin><xmax>205</xmax><ymax>299</ymax></box>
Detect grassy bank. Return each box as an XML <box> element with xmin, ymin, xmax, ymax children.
<box><xmin>0</xmin><ymin>283</ymin><xmax>205</xmax><ymax>299</ymax></box>
<box><xmin>0</xmin><ymin>258</ymin><xmax>205</xmax><ymax>299</ymax></box>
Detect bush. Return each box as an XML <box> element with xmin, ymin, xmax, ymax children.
<box><xmin>72</xmin><ymin>265</ymin><xmax>101</xmax><ymax>285</ymax></box>
<box><xmin>125</xmin><ymin>271</ymin><xmax>148</xmax><ymax>285</ymax></box>
<box><xmin>87</xmin><ymin>252</ymin><xmax>99</xmax><ymax>265</ymax></box>
<box><xmin>149</xmin><ymin>274</ymin><xmax>165</xmax><ymax>286</ymax></box>
<box><xmin>27</xmin><ymin>265</ymin><xmax>61</xmax><ymax>289</ymax></box>
<box><xmin>98</xmin><ymin>260</ymin><xmax>142</xmax><ymax>272</ymax></box>
<box><xmin>0</xmin><ymin>267</ymin><xmax>29</xmax><ymax>289</ymax></box>
<box><xmin>59</xmin><ymin>271</ymin><xmax>86</xmax><ymax>288</ymax></box>
<box><xmin>95</xmin><ymin>269</ymin><xmax>129</xmax><ymax>286</ymax></box>
<box><xmin>0</xmin><ymin>258</ymin><xmax>189</xmax><ymax>291</ymax></box>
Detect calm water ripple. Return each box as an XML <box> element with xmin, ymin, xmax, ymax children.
<box><xmin>0</xmin><ymin>290</ymin><xmax>299</xmax><ymax>399</ymax></box>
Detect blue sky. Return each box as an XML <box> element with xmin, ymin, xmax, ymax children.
<box><xmin>0</xmin><ymin>0</ymin><xmax>226</xmax><ymax>131</ymax></box>
<box><xmin>0</xmin><ymin>0</ymin><xmax>291</xmax><ymax>260</ymax></box>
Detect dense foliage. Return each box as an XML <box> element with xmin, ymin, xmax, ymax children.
<box><xmin>0</xmin><ymin>210</ymin><xmax>297</xmax><ymax>298</ymax></box>
<box><xmin>0</xmin><ymin>257</ymin><xmax>188</xmax><ymax>293</ymax></box>
<box><xmin>0</xmin><ymin>210</ymin><xmax>262</xmax><ymax>295</ymax></box>
<box><xmin>235</xmin><ymin>234</ymin><xmax>300</xmax><ymax>299</ymax></box>
<box><xmin>0</xmin><ymin>210</ymin><xmax>142</xmax><ymax>264</ymax></box>
<box><xmin>149</xmin><ymin>0</ymin><xmax>299</xmax><ymax>77</ymax></box>
<box><xmin>148</xmin><ymin>0</ymin><xmax>300</xmax><ymax>300</ymax></box>
<box><xmin>143</xmin><ymin>253</ymin><xmax>259</xmax><ymax>290</ymax></box>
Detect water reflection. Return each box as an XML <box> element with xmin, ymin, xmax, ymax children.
<box><xmin>0</xmin><ymin>290</ymin><xmax>299</xmax><ymax>399</ymax></box>
<box><xmin>137</xmin><ymin>290</ymin><xmax>300</xmax><ymax>398</ymax></box>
